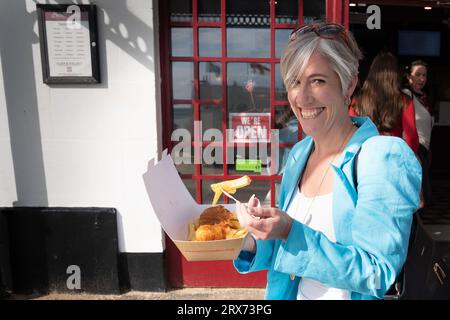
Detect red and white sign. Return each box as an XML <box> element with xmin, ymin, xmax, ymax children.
<box><xmin>229</xmin><ymin>113</ymin><xmax>271</xmax><ymax>143</ymax></box>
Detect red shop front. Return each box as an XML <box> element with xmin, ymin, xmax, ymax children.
<box><xmin>158</xmin><ymin>0</ymin><xmax>349</xmax><ymax>288</ymax></box>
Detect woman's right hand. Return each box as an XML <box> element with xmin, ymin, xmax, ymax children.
<box><xmin>236</xmin><ymin>195</ymin><xmax>260</xmax><ymax>252</ymax></box>
<box><xmin>237</xmin><ymin>194</ymin><xmax>293</xmax><ymax>242</ymax></box>
<box><xmin>236</xmin><ymin>194</ymin><xmax>260</xmax><ymax>229</ymax></box>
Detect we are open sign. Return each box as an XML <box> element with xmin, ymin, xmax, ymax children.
<box><xmin>229</xmin><ymin>113</ymin><xmax>271</xmax><ymax>143</ymax></box>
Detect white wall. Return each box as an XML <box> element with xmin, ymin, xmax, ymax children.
<box><xmin>0</xmin><ymin>0</ymin><xmax>164</xmax><ymax>253</ymax></box>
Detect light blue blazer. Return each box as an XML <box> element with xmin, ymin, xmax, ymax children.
<box><xmin>234</xmin><ymin>117</ymin><xmax>422</xmax><ymax>300</ymax></box>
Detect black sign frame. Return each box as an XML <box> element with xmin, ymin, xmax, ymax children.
<box><xmin>37</xmin><ymin>4</ymin><xmax>100</xmax><ymax>84</ymax></box>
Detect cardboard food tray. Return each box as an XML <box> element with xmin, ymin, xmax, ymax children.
<box><xmin>143</xmin><ymin>150</ymin><xmax>244</xmax><ymax>261</ymax></box>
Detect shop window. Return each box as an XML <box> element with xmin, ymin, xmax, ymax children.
<box><xmin>165</xmin><ymin>0</ymin><xmax>330</xmax><ymax>207</ymax></box>
<box><xmin>163</xmin><ymin>0</ymin><xmax>331</xmax><ymax>289</ymax></box>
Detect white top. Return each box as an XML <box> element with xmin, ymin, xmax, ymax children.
<box><xmin>286</xmin><ymin>188</ymin><xmax>351</xmax><ymax>300</ymax></box>
<box><xmin>403</xmin><ymin>88</ymin><xmax>433</xmax><ymax>150</ymax></box>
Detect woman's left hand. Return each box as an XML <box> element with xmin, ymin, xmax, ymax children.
<box><xmin>242</xmin><ymin>206</ymin><xmax>293</xmax><ymax>241</ymax></box>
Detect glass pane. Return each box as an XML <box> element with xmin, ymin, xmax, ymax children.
<box><xmin>275</xmin><ymin>64</ymin><xmax>287</xmax><ymax>101</ymax></box>
<box><xmin>172</xmin><ymin>62</ymin><xmax>194</xmax><ymax>99</ymax></box>
<box><xmin>275</xmin><ymin>106</ymin><xmax>298</xmax><ymax>141</ymax></box>
<box><xmin>227</xmin><ymin>63</ymin><xmax>270</xmax><ymax>113</ymax></box>
<box><xmin>276</xmin><ymin>29</ymin><xmax>293</xmax><ymax>58</ymax></box>
<box><xmin>173</xmin><ymin>145</ymin><xmax>195</xmax><ymax>175</ymax></box>
<box><xmin>199</xmin><ymin>28</ymin><xmax>221</xmax><ymax>57</ymax></box>
<box><xmin>275</xmin><ymin>0</ymin><xmax>298</xmax><ymax>24</ymax></box>
<box><xmin>226</xmin><ymin>144</ymin><xmax>271</xmax><ymax>177</ymax></box>
<box><xmin>198</xmin><ymin>0</ymin><xmax>221</xmax><ymax>22</ymax></box>
<box><xmin>303</xmin><ymin>0</ymin><xmax>326</xmax><ymax>24</ymax></box>
<box><xmin>227</xmin><ymin>28</ymin><xmax>270</xmax><ymax>58</ymax></box>
<box><xmin>173</xmin><ymin>104</ymin><xmax>194</xmax><ymax>140</ymax></box>
<box><xmin>199</xmin><ymin>62</ymin><xmax>222</xmax><ymax>100</ymax></box>
<box><xmin>200</xmin><ymin>105</ymin><xmax>222</xmax><ymax>139</ymax></box>
<box><xmin>226</xmin><ymin>0</ymin><xmax>270</xmax><ymax>58</ymax></box>
<box><xmin>171</xmin><ymin>28</ymin><xmax>193</xmax><ymax>57</ymax></box>
<box><xmin>182</xmin><ymin>178</ymin><xmax>197</xmax><ymax>201</ymax></box>
<box><xmin>170</xmin><ymin>0</ymin><xmax>192</xmax><ymax>22</ymax></box>
<box><xmin>202</xmin><ymin>148</ymin><xmax>223</xmax><ymax>175</ymax></box>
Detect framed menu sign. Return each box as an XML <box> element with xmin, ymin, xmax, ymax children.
<box><xmin>37</xmin><ymin>4</ymin><xmax>100</xmax><ymax>84</ymax></box>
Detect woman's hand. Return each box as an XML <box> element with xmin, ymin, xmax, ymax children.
<box><xmin>236</xmin><ymin>195</ymin><xmax>293</xmax><ymax>241</ymax></box>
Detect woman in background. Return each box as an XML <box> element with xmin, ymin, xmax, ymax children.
<box><xmin>406</xmin><ymin>60</ymin><xmax>433</xmax><ymax>116</ymax></box>
<box><xmin>349</xmin><ymin>52</ymin><xmax>419</xmax><ymax>154</ymax></box>
<box><xmin>404</xmin><ymin>60</ymin><xmax>434</xmax><ymax>207</ymax></box>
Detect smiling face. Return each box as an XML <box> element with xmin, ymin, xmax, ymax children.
<box><xmin>287</xmin><ymin>51</ymin><xmax>353</xmax><ymax>139</ymax></box>
<box><xmin>408</xmin><ymin>64</ymin><xmax>428</xmax><ymax>93</ymax></box>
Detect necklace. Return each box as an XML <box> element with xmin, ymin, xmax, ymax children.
<box><xmin>300</xmin><ymin>125</ymin><xmax>355</xmax><ymax>225</ymax></box>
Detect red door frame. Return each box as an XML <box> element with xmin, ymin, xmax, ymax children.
<box><xmin>158</xmin><ymin>0</ymin><xmax>348</xmax><ymax>288</ymax></box>
<box><xmin>327</xmin><ymin>0</ymin><xmax>349</xmax><ymax>28</ymax></box>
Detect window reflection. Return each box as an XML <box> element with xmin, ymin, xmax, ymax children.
<box><xmin>275</xmin><ymin>64</ymin><xmax>287</xmax><ymax>101</ymax></box>
<box><xmin>200</xmin><ymin>105</ymin><xmax>222</xmax><ymax>140</ymax></box>
<box><xmin>276</xmin><ymin>29</ymin><xmax>293</xmax><ymax>58</ymax></box>
<box><xmin>172</xmin><ymin>101</ymin><xmax>195</xmax><ymax>175</ymax></box>
<box><xmin>199</xmin><ymin>28</ymin><xmax>221</xmax><ymax>57</ymax></box>
<box><xmin>172</xmin><ymin>62</ymin><xmax>194</xmax><ymax>99</ymax></box>
<box><xmin>199</xmin><ymin>62</ymin><xmax>222</xmax><ymax>100</ymax></box>
<box><xmin>226</xmin><ymin>0</ymin><xmax>270</xmax><ymax>58</ymax></box>
<box><xmin>275</xmin><ymin>106</ymin><xmax>298</xmax><ymax>143</ymax></box>
<box><xmin>173</xmin><ymin>104</ymin><xmax>194</xmax><ymax>140</ymax></box>
<box><xmin>202</xmin><ymin>148</ymin><xmax>223</xmax><ymax>176</ymax></box>
<box><xmin>174</xmin><ymin>149</ymin><xmax>195</xmax><ymax>175</ymax></box>
<box><xmin>182</xmin><ymin>178</ymin><xmax>197</xmax><ymax>201</ymax></box>
<box><xmin>227</xmin><ymin>28</ymin><xmax>270</xmax><ymax>58</ymax></box>
<box><xmin>171</xmin><ymin>28</ymin><xmax>193</xmax><ymax>57</ymax></box>
<box><xmin>227</xmin><ymin>63</ymin><xmax>270</xmax><ymax>113</ymax></box>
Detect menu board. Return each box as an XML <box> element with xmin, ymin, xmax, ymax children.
<box><xmin>45</xmin><ymin>11</ymin><xmax>92</xmax><ymax>77</ymax></box>
<box><xmin>37</xmin><ymin>4</ymin><xmax>100</xmax><ymax>84</ymax></box>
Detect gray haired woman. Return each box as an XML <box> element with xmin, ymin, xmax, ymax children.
<box><xmin>234</xmin><ymin>23</ymin><xmax>421</xmax><ymax>300</ymax></box>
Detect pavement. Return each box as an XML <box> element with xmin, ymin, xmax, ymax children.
<box><xmin>5</xmin><ymin>287</ymin><xmax>265</xmax><ymax>300</ymax></box>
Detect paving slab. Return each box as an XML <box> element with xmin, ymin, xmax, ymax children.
<box><xmin>6</xmin><ymin>287</ymin><xmax>265</xmax><ymax>300</ymax></box>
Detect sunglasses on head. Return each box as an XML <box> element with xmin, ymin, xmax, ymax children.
<box><xmin>289</xmin><ymin>23</ymin><xmax>352</xmax><ymax>49</ymax></box>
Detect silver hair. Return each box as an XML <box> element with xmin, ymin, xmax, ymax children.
<box><xmin>280</xmin><ymin>27</ymin><xmax>363</xmax><ymax>95</ymax></box>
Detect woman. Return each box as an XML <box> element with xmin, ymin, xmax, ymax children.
<box><xmin>406</xmin><ymin>60</ymin><xmax>433</xmax><ymax>115</ymax></box>
<box><xmin>349</xmin><ymin>52</ymin><xmax>419</xmax><ymax>154</ymax></box>
<box><xmin>404</xmin><ymin>60</ymin><xmax>434</xmax><ymax>206</ymax></box>
<box><xmin>233</xmin><ymin>23</ymin><xmax>421</xmax><ymax>300</ymax></box>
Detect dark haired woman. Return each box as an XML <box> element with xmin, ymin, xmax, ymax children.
<box><xmin>349</xmin><ymin>52</ymin><xmax>419</xmax><ymax>154</ymax></box>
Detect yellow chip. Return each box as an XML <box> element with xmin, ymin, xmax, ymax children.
<box><xmin>210</xmin><ymin>176</ymin><xmax>252</xmax><ymax>205</ymax></box>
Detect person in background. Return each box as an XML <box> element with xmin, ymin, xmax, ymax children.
<box><xmin>233</xmin><ymin>23</ymin><xmax>421</xmax><ymax>300</ymax></box>
<box><xmin>403</xmin><ymin>60</ymin><xmax>434</xmax><ymax>207</ymax></box>
<box><xmin>349</xmin><ymin>52</ymin><xmax>419</xmax><ymax>154</ymax></box>
<box><xmin>406</xmin><ymin>60</ymin><xmax>434</xmax><ymax>116</ymax></box>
